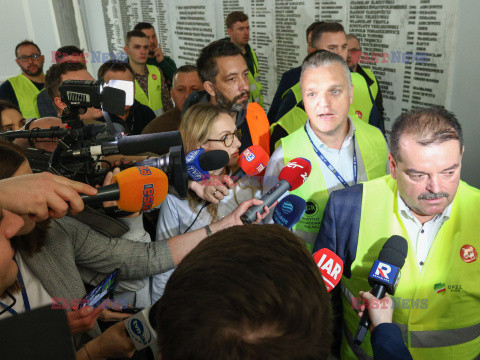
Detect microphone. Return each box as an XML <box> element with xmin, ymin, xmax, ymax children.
<box><xmin>231</xmin><ymin>145</ymin><xmax>269</xmax><ymax>182</ymax></box>
<box><xmin>124</xmin><ymin>305</ymin><xmax>159</xmax><ymax>357</ymax></box>
<box><xmin>313</xmin><ymin>248</ymin><xmax>344</xmax><ymax>292</ymax></box>
<box><xmin>65</xmin><ymin>131</ymin><xmax>183</xmax><ymax>157</ymax></box>
<box><xmin>240</xmin><ymin>158</ymin><xmax>311</xmax><ymax>224</ymax></box>
<box><xmin>185</xmin><ymin>148</ymin><xmax>230</xmax><ymax>181</ymax></box>
<box><xmin>353</xmin><ymin>235</ymin><xmax>408</xmax><ymax>345</ymax></box>
<box><xmin>272</xmin><ymin>194</ymin><xmax>307</xmax><ymax>229</ymax></box>
<box><xmin>80</xmin><ymin>166</ymin><xmax>168</xmax><ymax>212</ymax></box>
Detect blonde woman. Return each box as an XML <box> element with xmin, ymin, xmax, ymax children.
<box><xmin>152</xmin><ymin>103</ymin><xmax>262</xmax><ymax>301</ymax></box>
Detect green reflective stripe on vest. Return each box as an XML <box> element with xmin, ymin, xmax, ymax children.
<box><xmin>281</xmin><ymin>82</ymin><xmax>302</xmax><ymax>104</ymax></box>
<box><xmin>134</xmin><ymin>65</ymin><xmax>163</xmax><ymax>116</ymax></box>
<box><xmin>341</xmin><ymin>176</ymin><xmax>480</xmax><ymax>360</ymax></box>
<box><xmin>351</xmin><ymin>72</ymin><xmax>373</xmax><ymax>123</ymax></box>
<box><xmin>363</xmin><ymin>68</ymin><xmax>378</xmax><ymax>100</ymax></box>
<box><xmin>8</xmin><ymin>74</ymin><xmax>41</xmax><ymax>118</ymax></box>
<box><xmin>247</xmin><ymin>47</ymin><xmax>263</xmax><ymax>107</ymax></box>
<box><xmin>281</xmin><ymin>118</ymin><xmax>387</xmax><ymax>251</ymax></box>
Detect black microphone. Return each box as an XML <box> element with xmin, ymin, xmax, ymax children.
<box><xmin>65</xmin><ymin>131</ymin><xmax>183</xmax><ymax>157</ymax></box>
<box><xmin>353</xmin><ymin>235</ymin><xmax>408</xmax><ymax>345</ymax></box>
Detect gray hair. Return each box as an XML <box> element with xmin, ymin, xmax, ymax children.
<box><xmin>300</xmin><ymin>50</ymin><xmax>352</xmax><ymax>89</ymax></box>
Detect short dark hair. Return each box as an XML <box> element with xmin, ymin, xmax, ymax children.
<box><xmin>15</xmin><ymin>40</ymin><xmax>41</xmax><ymax>58</ymax></box>
<box><xmin>225</xmin><ymin>11</ymin><xmax>249</xmax><ymax>29</ymax></box>
<box><xmin>0</xmin><ymin>100</ymin><xmax>20</xmax><ymax>118</ymax></box>
<box><xmin>311</xmin><ymin>22</ymin><xmax>345</xmax><ymax>48</ymax></box>
<box><xmin>306</xmin><ymin>21</ymin><xmax>325</xmax><ymax>42</ymax></box>
<box><xmin>45</xmin><ymin>62</ymin><xmax>87</xmax><ymax>108</ymax></box>
<box><xmin>346</xmin><ymin>34</ymin><xmax>361</xmax><ymax>45</ymax></box>
<box><xmin>125</xmin><ymin>30</ymin><xmax>147</xmax><ymax>45</ymax></box>
<box><xmin>54</xmin><ymin>45</ymin><xmax>84</xmax><ymax>63</ymax></box>
<box><xmin>97</xmin><ymin>60</ymin><xmax>133</xmax><ymax>79</ymax></box>
<box><xmin>155</xmin><ymin>224</ymin><xmax>332</xmax><ymax>360</ymax></box>
<box><xmin>133</xmin><ymin>22</ymin><xmax>154</xmax><ymax>31</ymax></box>
<box><xmin>196</xmin><ymin>40</ymin><xmax>243</xmax><ymax>83</ymax></box>
<box><xmin>172</xmin><ymin>65</ymin><xmax>198</xmax><ymax>87</ymax></box>
<box><xmin>390</xmin><ymin>106</ymin><xmax>463</xmax><ymax>161</ymax></box>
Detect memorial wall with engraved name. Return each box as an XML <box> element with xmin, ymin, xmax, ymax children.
<box><xmin>100</xmin><ymin>0</ymin><xmax>458</xmax><ymax>131</ymax></box>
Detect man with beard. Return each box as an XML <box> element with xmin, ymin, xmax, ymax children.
<box><xmin>0</xmin><ymin>41</ymin><xmax>46</xmax><ymax>118</ymax></box>
<box><xmin>182</xmin><ymin>40</ymin><xmax>270</xmax><ymax>156</ymax></box>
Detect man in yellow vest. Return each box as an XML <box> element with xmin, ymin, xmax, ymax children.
<box><xmin>124</xmin><ymin>30</ymin><xmax>173</xmax><ymax>116</ymax></box>
<box><xmin>263</xmin><ymin>50</ymin><xmax>388</xmax><ymax>251</ymax></box>
<box><xmin>225</xmin><ymin>11</ymin><xmax>263</xmax><ymax>108</ymax></box>
<box><xmin>0</xmin><ymin>41</ymin><xmax>45</xmax><ymax>119</ymax></box>
<box><xmin>314</xmin><ymin>106</ymin><xmax>480</xmax><ymax>359</ymax></box>
<box><xmin>347</xmin><ymin>34</ymin><xmax>385</xmax><ymax>133</ymax></box>
<box><xmin>271</xmin><ymin>23</ymin><xmax>384</xmax><ymax>153</ymax></box>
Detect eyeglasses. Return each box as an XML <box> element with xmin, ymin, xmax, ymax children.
<box><xmin>17</xmin><ymin>54</ymin><xmax>41</xmax><ymax>62</ymax></box>
<box><xmin>206</xmin><ymin>129</ymin><xmax>241</xmax><ymax>147</ymax></box>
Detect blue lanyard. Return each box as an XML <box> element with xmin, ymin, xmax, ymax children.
<box><xmin>0</xmin><ymin>264</ymin><xmax>30</xmax><ymax>315</ymax></box>
<box><xmin>304</xmin><ymin>125</ymin><xmax>357</xmax><ymax>188</ymax></box>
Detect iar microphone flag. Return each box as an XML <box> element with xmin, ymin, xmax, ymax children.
<box><xmin>81</xmin><ymin>166</ymin><xmax>168</xmax><ymax>212</ymax></box>
<box><xmin>240</xmin><ymin>158</ymin><xmax>311</xmax><ymax>224</ymax></box>
<box><xmin>313</xmin><ymin>248</ymin><xmax>344</xmax><ymax>292</ymax></box>
<box><xmin>272</xmin><ymin>194</ymin><xmax>307</xmax><ymax>229</ymax></box>
<box><xmin>354</xmin><ymin>235</ymin><xmax>408</xmax><ymax>345</ymax></box>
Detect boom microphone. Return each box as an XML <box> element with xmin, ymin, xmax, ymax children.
<box><xmin>64</xmin><ymin>131</ymin><xmax>183</xmax><ymax>157</ymax></box>
<box><xmin>313</xmin><ymin>248</ymin><xmax>344</xmax><ymax>292</ymax></box>
<box><xmin>272</xmin><ymin>194</ymin><xmax>307</xmax><ymax>229</ymax></box>
<box><xmin>185</xmin><ymin>148</ymin><xmax>230</xmax><ymax>181</ymax></box>
<box><xmin>80</xmin><ymin>166</ymin><xmax>168</xmax><ymax>212</ymax></box>
<box><xmin>240</xmin><ymin>158</ymin><xmax>311</xmax><ymax>224</ymax></box>
<box><xmin>353</xmin><ymin>235</ymin><xmax>408</xmax><ymax>345</ymax></box>
<box><xmin>231</xmin><ymin>145</ymin><xmax>269</xmax><ymax>182</ymax></box>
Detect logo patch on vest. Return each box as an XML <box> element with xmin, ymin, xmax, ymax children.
<box><xmin>460</xmin><ymin>244</ymin><xmax>477</xmax><ymax>263</ymax></box>
<box><xmin>305</xmin><ymin>201</ymin><xmax>318</xmax><ymax>215</ymax></box>
<box><xmin>152</xmin><ymin>74</ymin><xmax>157</xmax><ymax>80</ymax></box>
<box><xmin>434</xmin><ymin>282</ymin><xmax>446</xmax><ymax>294</ymax></box>
<box><xmin>355</xmin><ymin>110</ymin><xmax>363</xmax><ymax>119</ymax></box>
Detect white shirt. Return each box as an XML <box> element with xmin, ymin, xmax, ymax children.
<box><xmin>397</xmin><ymin>192</ymin><xmax>452</xmax><ymax>271</ymax></box>
<box><xmin>0</xmin><ymin>253</ymin><xmax>52</xmax><ymax>319</ymax></box>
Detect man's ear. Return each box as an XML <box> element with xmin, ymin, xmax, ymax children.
<box><xmin>388</xmin><ymin>153</ymin><xmax>397</xmax><ymax>179</ymax></box>
<box><xmin>227</xmin><ymin>28</ymin><xmax>233</xmax><ymax>38</ymax></box>
<box><xmin>203</xmin><ymin>81</ymin><xmax>216</xmax><ymax>98</ymax></box>
<box><xmin>123</xmin><ymin>46</ymin><xmax>129</xmax><ymax>56</ymax></box>
<box><xmin>54</xmin><ymin>96</ymin><xmax>66</xmax><ymax>112</ymax></box>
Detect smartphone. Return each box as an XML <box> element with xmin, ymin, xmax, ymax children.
<box><xmin>80</xmin><ymin>268</ymin><xmax>120</xmax><ymax>309</ymax></box>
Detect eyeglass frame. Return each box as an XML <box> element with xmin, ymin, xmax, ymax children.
<box><xmin>17</xmin><ymin>54</ymin><xmax>42</xmax><ymax>62</ymax></box>
<box><xmin>205</xmin><ymin>129</ymin><xmax>242</xmax><ymax>147</ymax></box>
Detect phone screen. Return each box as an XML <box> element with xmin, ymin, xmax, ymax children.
<box><xmin>80</xmin><ymin>268</ymin><xmax>120</xmax><ymax>308</ymax></box>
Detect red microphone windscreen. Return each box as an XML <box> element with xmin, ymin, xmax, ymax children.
<box><xmin>237</xmin><ymin>145</ymin><xmax>269</xmax><ymax>176</ymax></box>
<box><xmin>313</xmin><ymin>248</ymin><xmax>344</xmax><ymax>292</ymax></box>
<box><xmin>278</xmin><ymin>157</ymin><xmax>311</xmax><ymax>191</ymax></box>
<box><xmin>113</xmin><ymin>166</ymin><xmax>168</xmax><ymax>212</ymax></box>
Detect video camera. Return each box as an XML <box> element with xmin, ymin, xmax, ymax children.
<box><xmin>0</xmin><ymin>79</ymin><xmax>188</xmax><ymax>197</ymax></box>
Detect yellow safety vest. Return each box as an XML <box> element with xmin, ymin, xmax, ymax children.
<box><xmin>134</xmin><ymin>65</ymin><xmax>163</xmax><ymax>116</ymax></box>
<box><xmin>350</xmin><ymin>72</ymin><xmax>374</xmax><ymax>124</ymax></box>
<box><xmin>281</xmin><ymin>118</ymin><xmax>387</xmax><ymax>251</ymax></box>
<box><xmin>8</xmin><ymin>74</ymin><xmax>41</xmax><ymax>118</ymax></box>
<box><xmin>341</xmin><ymin>176</ymin><xmax>480</xmax><ymax>360</ymax></box>
<box><xmin>271</xmin><ymin>104</ymin><xmax>361</xmax><ymax>151</ymax></box>
<box><xmin>247</xmin><ymin>47</ymin><xmax>263</xmax><ymax>108</ymax></box>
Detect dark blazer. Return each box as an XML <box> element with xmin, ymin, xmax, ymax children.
<box><xmin>314</xmin><ymin>184</ymin><xmax>413</xmax><ymax>360</ymax></box>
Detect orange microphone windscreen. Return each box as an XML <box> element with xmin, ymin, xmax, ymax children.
<box><xmin>113</xmin><ymin>166</ymin><xmax>168</xmax><ymax>212</ymax></box>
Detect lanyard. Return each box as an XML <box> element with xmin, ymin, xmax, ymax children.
<box><xmin>0</xmin><ymin>264</ymin><xmax>31</xmax><ymax>315</ymax></box>
<box><xmin>304</xmin><ymin>125</ymin><xmax>357</xmax><ymax>188</ymax></box>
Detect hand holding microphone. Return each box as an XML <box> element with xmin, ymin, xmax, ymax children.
<box><xmin>240</xmin><ymin>158</ymin><xmax>311</xmax><ymax>224</ymax></box>
<box><xmin>81</xmin><ymin>166</ymin><xmax>168</xmax><ymax>212</ymax></box>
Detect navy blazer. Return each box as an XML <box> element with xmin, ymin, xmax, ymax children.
<box><xmin>314</xmin><ymin>184</ymin><xmax>413</xmax><ymax>359</ymax></box>
<box><xmin>267</xmin><ymin>66</ymin><xmax>301</xmax><ymax>124</ymax></box>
